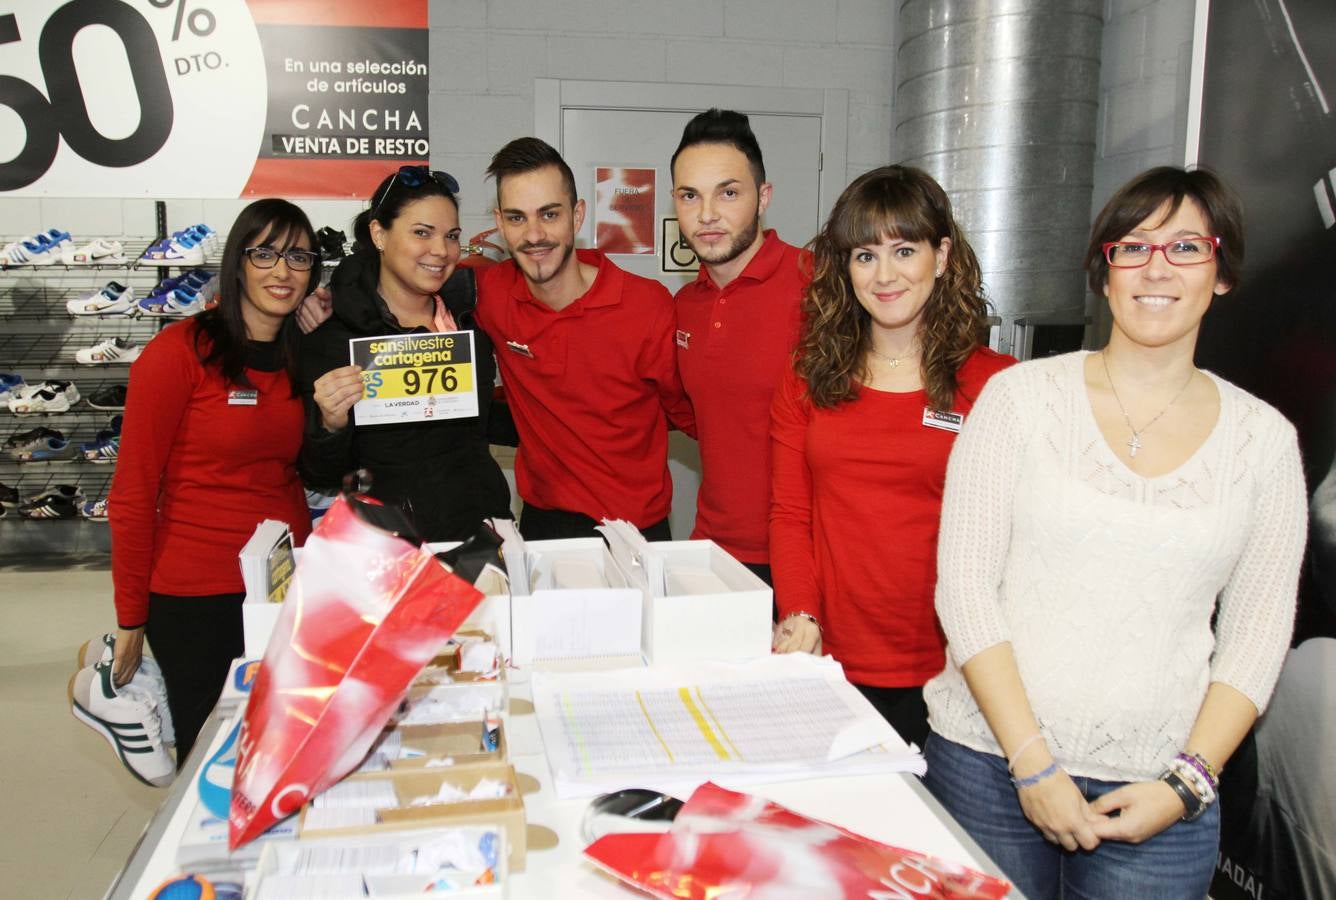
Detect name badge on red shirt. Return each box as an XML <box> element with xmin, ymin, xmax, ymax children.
<box><xmin>922</xmin><ymin>407</ymin><xmax>963</xmax><ymax>432</ymax></box>
<box><xmin>228</xmin><ymin>389</ymin><xmax>258</xmax><ymax>406</ymax></box>
<box><xmin>676</xmin><ymin>329</ymin><xmax>691</xmax><ymax>349</ymax></box>
<box><xmin>506</xmin><ymin>340</ymin><xmax>534</xmax><ymax>359</ymax></box>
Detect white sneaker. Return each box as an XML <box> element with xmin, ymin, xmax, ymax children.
<box><xmin>77</xmin><ymin>633</ymin><xmax>175</xmax><ymax>746</ymax></box>
<box><xmin>61</xmin><ymin>238</ymin><xmax>126</xmax><ymax>266</ymax></box>
<box><xmin>8</xmin><ymin>379</ymin><xmax>80</xmax><ymax>412</ymax></box>
<box><xmin>69</xmin><ymin>660</ymin><xmax>175</xmax><ymax>787</ymax></box>
<box><xmin>66</xmin><ymin>282</ymin><xmax>135</xmax><ymax>315</ymax></box>
<box><xmin>74</xmin><ymin>337</ymin><xmax>142</xmax><ymax>365</ymax></box>
<box><xmin>8</xmin><ymin>386</ymin><xmax>69</xmax><ymax>413</ymax></box>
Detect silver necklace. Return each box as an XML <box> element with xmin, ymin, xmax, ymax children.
<box><xmin>1100</xmin><ymin>351</ymin><xmax>1195</xmax><ymax>458</ymax></box>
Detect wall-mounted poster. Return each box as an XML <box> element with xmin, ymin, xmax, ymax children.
<box><xmin>595</xmin><ymin>167</ymin><xmax>656</xmax><ymax>254</ymax></box>
<box><xmin>0</xmin><ymin>0</ymin><xmax>427</xmax><ymax>198</ymax></box>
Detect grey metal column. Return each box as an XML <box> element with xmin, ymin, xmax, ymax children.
<box><xmin>896</xmin><ymin>0</ymin><xmax>1102</xmax><ymax>358</ymax></box>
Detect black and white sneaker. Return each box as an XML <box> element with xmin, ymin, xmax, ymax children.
<box><xmin>87</xmin><ymin>385</ymin><xmax>128</xmax><ymax>411</ymax></box>
<box><xmin>19</xmin><ymin>493</ymin><xmax>79</xmax><ymax>518</ymax></box>
<box><xmin>4</xmin><ymin>426</ymin><xmax>63</xmax><ymax>452</ymax></box>
<box><xmin>19</xmin><ymin>484</ymin><xmax>84</xmax><ymax>518</ymax></box>
<box><xmin>69</xmin><ymin>660</ymin><xmax>174</xmax><ymax>787</ymax></box>
<box><xmin>0</xmin><ymin>481</ymin><xmax>18</xmax><ymax>508</ymax></box>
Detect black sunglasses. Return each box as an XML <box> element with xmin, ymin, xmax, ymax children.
<box><xmin>372</xmin><ymin>165</ymin><xmax>461</xmax><ymax>214</ymax></box>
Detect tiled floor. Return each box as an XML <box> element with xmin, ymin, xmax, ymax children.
<box><xmin>1</xmin><ymin>558</ymin><xmax>163</xmax><ymax>899</ymax></box>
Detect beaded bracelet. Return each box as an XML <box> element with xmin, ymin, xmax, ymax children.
<box><xmin>1169</xmin><ymin>757</ymin><xmax>1216</xmax><ymax>806</ymax></box>
<box><xmin>1189</xmin><ymin>752</ymin><xmax>1220</xmax><ymax>787</ymax></box>
<box><xmin>1010</xmin><ymin>761</ymin><xmax>1059</xmax><ymax>789</ymax></box>
<box><xmin>1175</xmin><ymin>753</ymin><xmax>1218</xmax><ymax>795</ymax></box>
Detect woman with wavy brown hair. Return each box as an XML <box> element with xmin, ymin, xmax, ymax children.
<box><xmin>769</xmin><ymin>165</ymin><xmax>1014</xmax><ymax>746</ymax></box>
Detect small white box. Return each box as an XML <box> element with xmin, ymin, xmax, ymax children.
<box><xmin>634</xmin><ymin>540</ymin><xmax>773</xmax><ymax>664</ymax></box>
<box><xmin>508</xmin><ymin>537</ymin><xmax>643</xmax><ymax>666</ymax></box>
<box><xmin>242</xmin><ymin>602</ymin><xmax>282</xmax><ymax>659</ymax></box>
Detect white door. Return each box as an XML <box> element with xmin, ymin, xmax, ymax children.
<box><xmin>560</xmin><ymin>107</ymin><xmax>825</xmax><ymax>292</ymax></box>
<box><xmin>539</xmin><ymin>81</ymin><xmax>847</xmax><ymax>540</ymax></box>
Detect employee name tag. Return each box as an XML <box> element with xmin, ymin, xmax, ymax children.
<box><xmin>506</xmin><ymin>340</ymin><xmax>534</xmax><ymax>359</ymax></box>
<box><xmin>228</xmin><ymin>389</ymin><xmax>258</xmax><ymax>406</ymax></box>
<box><xmin>922</xmin><ymin>407</ymin><xmax>963</xmax><ymax>432</ymax></box>
<box><xmin>675</xmin><ymin>329</ymin><xmax>691</xmax><ymax>349</ymax></box>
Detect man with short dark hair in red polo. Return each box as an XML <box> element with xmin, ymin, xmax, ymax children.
<box><xmin>481</xmin><ymin>137</ymin><xmax>695</xmax><ymax>540</ymax></box>
<box><xmin>671</xmin><ymin>109</ymin><xmax>807</xmax><ymax>585</ymax></box>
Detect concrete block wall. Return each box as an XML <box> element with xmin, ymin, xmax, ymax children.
<box><xmin>427</xmin><ymin>0</ymin><xmax>898</xmax><ymax>237</ymax></box>
<box><xmin>1087</xmin><ymin>0</ymin><xmax>1195</xmax><ymax>340</ymax></box>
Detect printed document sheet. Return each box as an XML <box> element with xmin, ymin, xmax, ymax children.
<box><xmin>531</xmin><ymin>655</ymin><xmax>925</xmax><ymax>798</ymax></box>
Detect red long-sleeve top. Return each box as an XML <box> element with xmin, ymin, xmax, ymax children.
<box><xmin>476</xmin><ymin>251</ymin><xmax>696</xmax><ymax>528</ymax></box>
<box><xmin>769</xmin><ymin>348</ymin><xmax>1015</xmax><ymax>687</ymax></box>
<box><xmin>109</xmin><ymin>320</ymin><xmax>311</xmax><ymax>627</ymax></box>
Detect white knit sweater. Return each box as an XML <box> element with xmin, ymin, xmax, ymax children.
<box><xmin>924</xmin><ymin>352</ymin><xmax>1307</xmax><ymax>781</ymax></box>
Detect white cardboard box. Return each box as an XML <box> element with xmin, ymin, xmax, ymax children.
<box><xmin>633</xmin><ymin>539</ymin><xmax>773</xmax><ymax>664</ymax></box>
<box><xmin>508</xmin><ymin>537</ymin><xmax>643</xmax><ymax>666</ymax></box>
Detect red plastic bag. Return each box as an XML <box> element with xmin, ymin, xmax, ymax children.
<box><xmin>585</xmin><ymin>782</ymin><xmax>1011</xmax><ymax>900</ymax></box>
<box><xmin>228</xmin><ymin>495</ymin><xmax>483</xmax><ymax>848</ymax></box>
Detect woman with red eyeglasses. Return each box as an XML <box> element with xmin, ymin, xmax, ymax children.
<box><xmin>921</xmin><ymin>167</ymin><xmax>1308</xmax><ymax>898</ymax></box>
<box><xmin>299</xmin><ymin>167</ymin><xmax>511</xmax><ymax>540</ymax></box>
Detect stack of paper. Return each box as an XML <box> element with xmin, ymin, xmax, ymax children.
<box><xmin>530</xmin><ymin>654</ymin><xmax>924</xmax><ymax>798</ymax></box>
<box><xmin>239</xmin><ymin>519</ymin><xmax>294</xmax><ymax>604</ymax></box>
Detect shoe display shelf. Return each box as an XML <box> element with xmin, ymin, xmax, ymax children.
<box><xmin>0</xmin><ymin>239</ymin><xmax>209</xmax><ymax>557</ymax></box>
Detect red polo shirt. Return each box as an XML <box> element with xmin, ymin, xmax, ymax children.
<box><xmin>476</xmin><ymin>250</ymin><xmax>695</xmax><ymax>528</ymax></box>
<box><xmin>675</xmin><ymin>230</ymin><xmax>806</xmax><ymax>563</ymax></box>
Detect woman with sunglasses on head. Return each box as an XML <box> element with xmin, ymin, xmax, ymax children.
<box><xmin>768</xmin><ymin>166</ymin><xmax>1014</xmax><ymax>748</ymax></box>
<box><xmin>300</xmin><ymin>167</ymin><xmax>511</xmax><ymax>539</ymax></box>
<box><xmin>108</xmin><ymin>199</ymin><xmax>320</xmax><ymax>763</ymax></box>
<box><xmin>922</xmin><ymin>167</ymin><xmax>1307</xmax><ymax>898</ymax></box>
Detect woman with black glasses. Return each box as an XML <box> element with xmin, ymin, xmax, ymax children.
<box><xmin>922</xmin><ymin>167</ymin><xmax>1307</xmax><ymax>898</ymax></box>
<box><xmin>108</xmin><ymin>199</ymin><xmax>321</xmax><ymax>763</ymax></box>
<box><xmin>299</xmin><ymin>166</ymin><xmax>511</xmax><ymax>539</ymax></box>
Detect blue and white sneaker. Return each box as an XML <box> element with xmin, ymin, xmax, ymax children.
<box><xmin>80</xmin><ymin>434</ymin><xmax>119</xmax><ymax>463</ymax></box>
<box><xmin>164</xmin><ymin>287</ymin><xmax>207</xmax><ymax>317</ymax></box>
<box><xmin>15</xmin><ymin>435</ymin><xmax>78</xmax><ymax>462</ymax></box>
<box><xmin>0</xmin><ymin>373</ymin><xmax>25</xmax><ymax>403</ymax></box>
<box><xmin>80</xmin><ymin>497</ymin><xmax>110</xmax><ymax>521</ymax></box>
<box><xmin>69</xmin><ymin>660</ymin><xmax>174</xmax><ymax>787</ymax></box>
<box><xmin>6</xmin><ymin>236</ymin><xmax>56</xmax><ymax>266</ymax></box>
<box><xmin>142</xmin><ymin>237</ymin><xmax>203</xmax><ymax>265</ymax></box>
<box><xmin>164</xmin><ymin>232</ymin><xmax>206</xmax><ymax>265</ymax></box>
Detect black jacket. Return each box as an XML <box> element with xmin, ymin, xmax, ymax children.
<box><xmin>298</xmin><ymin>254</ymin><xmax>512</xmax><ymax>541</ymax></box>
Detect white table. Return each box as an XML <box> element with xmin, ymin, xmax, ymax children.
<box><xmin>106</xmin><ymin>674</ymin><xmax>1018</xmax><ymax>898</ymax></box>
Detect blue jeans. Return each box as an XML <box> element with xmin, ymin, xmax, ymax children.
<box><xmin>924</xmin><ymin>732</ymin><xmax>1219</xmax><ymax>899</ymax></box>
